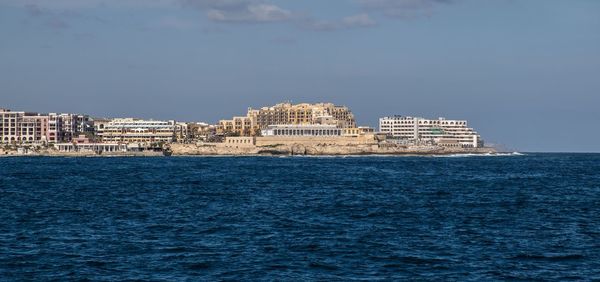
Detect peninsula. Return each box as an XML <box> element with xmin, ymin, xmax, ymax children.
<box><xmin>0</xmin><ymin>102</ymin><xmax>496</xmax><ymax>156</ymax></box>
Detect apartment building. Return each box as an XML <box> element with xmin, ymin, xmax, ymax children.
<box><xmin>102</xmin><ymin>118</ymin><xmax>176</xmax><ymax>143</ymax></box>
<box><xmin>379</xmin><ymin>115</ymin><xmax>483</xmax><ymax>148</ymax></box>
<box><xmin>47</xmin><ymin>113</ymin><xmax>93</xmax><ymax>143</ymax></box>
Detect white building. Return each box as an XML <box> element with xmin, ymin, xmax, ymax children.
<box><xmin>102</xmin><ymin>118</ymin><xmax>176</xmax><ymax>143</ymax></box>
<box><xmin>379</xmin><ymin>115</ymin><xmax>483</xmax><ymax>148</ymax></box>
<box><xmin>261</xmin><ymin>124</ymin><xmax>342</xmax><ymax>137</ymax></box>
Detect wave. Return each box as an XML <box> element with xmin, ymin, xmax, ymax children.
<box><xmin>434</xmin><ymin>152</ymin><xmax>524</xmax><ymax>158</ymax></box>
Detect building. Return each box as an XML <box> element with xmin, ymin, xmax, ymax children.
<box><xmin>175</xmin><ymin>122</ymin><xmax>189</xmax><ymax>143</ymax></box>
<box><xmin>47</xmin><ymin>113</ymin><xmax>93</xmax><ymax>143</ymax></box>
<box><xmin>101</xmin><ymin>118</ymin><xmax>176</xmax><ymax>143</ymax></box>
<box><xmin>219</xmin><ymin>102</ymin><xmax>356</xmax><ymax>136</ymax></box>
<box><xmin>1</xmin><ymin>109</ymin><xmax>48</xmax><ymax>144</ymax></box>
<box><xmin>250</xmin><ymin>102</ymin><xmax>355</xmax><ymax>129</ymax></box>
<box><xmin>379</xmin><ymin>115</ymin><xmax>483</xmax><ymax>148</ymax></box>
<box><xmin>187</xmin><ymin>122</ymin><xmax>216</xmax><ymax>141</ymax></box>
<box><xmin>342</xmin><ymin>127</ymin><xmax>375</xmax><ymax>137</ymax></box>
<box><xmin>217</xmin><ymin>116</ymin><xmax>256</xmax><ymax>136</ymax></box>
<box><xmin>261</xmin><ymin>124</ymin><xmax>342</xmax><ymax>137</ymax></box>
<box><xmin>91</xmin><ymin>118</ymin><xmax>111</xmax><ymax>141</ymax></box>
<box><xmin>223</xmin><ymin>136</ymin><xmax>256</xmax><ymax>148</ymax></box>
<box><xmin>55</xmin><ymin>143</ymin><xmax>128</xmax><ymax>153</ymax></box>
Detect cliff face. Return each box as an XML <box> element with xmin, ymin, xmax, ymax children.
<box><xmin>170</xmin><ymin>143</ymin><xmax>496</xmax><ymax>156</ymax></box>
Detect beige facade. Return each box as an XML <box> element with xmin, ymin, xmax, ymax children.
<box><xmin>218</xmin><ymin>102</ymin><xmax>356</xmax><ymax>136</ymax></box>
<box><xmin>92</xmin><ymin>118</ymin><xmax>111</xmax><ymax>141</ymax></box>
<box><xmin>218</xmin><ymin>116</ymin><xmax>255</xmax><ymax>136</ymax></box>
<box><xmin>0</xmin><ymin>109</ymin><xmax>48</xmax><ymax>144</ymax></box>
<box><xmin>342</xmin><ymin>127</ymin><xmax>375</xmax><ymax>137</ymax></box>
<box><xmin>222</xmin><ymin>136</ymin><xmax>256</xmax><ymax>148</ymax></box>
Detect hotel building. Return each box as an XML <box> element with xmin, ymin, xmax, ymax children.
<box><xmin>0</xmin><ymin>109</ymin><xmax>48</xmax><ymax>144</ymax></box>
<box><xmin>219</xmin><ymin>102</ymin><xmax>356</xmax><ymax>136</ymax></box>
<box><xmin>379</xmin><ymin>116</ymin><xmax>483</xmax><ymax>148</ymax></box>
<box><xmin>101</xmin><ymin>118</ymin><xmax>176</xmax><ymax>143</ymax></box>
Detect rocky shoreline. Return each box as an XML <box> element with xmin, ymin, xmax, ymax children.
<box><xmin>1</xmin><ymin>143</ymin><xmax>497</xmax><ymax>157</ymax></box>
<box><xmin>168</xmin><ymin>143</ymin><xmax>496</xmax><ymax>156</ymax></box>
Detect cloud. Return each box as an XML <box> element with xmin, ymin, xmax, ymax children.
<box><xmin>206</xmin><ymin>4</ymin><xmax>293</xmax><ymax>23</ymax></box>
<box><xmin>180</xmin><ymin>0</ymin><xmax>293</xmax><ymax>23</ymax></box>
<box><xmin>7</xmin><ymin>0</ymin><xmax>177</xmax><ymax>9</ymax></box>
<box><xmin>358</xmin><ymin>0</ymin><xmax>455</xmax><ymax>19</ymax></box>
<box><xmin>15</xmin><ymin>0</ymin><xmax>380</xmax><ymax>31</ymax></box>
<box><xmin>306</xmin><ymin>13</ymin><xmax>376</xmax><ymax>31</ymax></box>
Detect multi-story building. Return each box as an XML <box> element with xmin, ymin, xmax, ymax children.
<box><xmin>219</xmin><ymin>102</ymin><xmax>356</xmax><ymax>136</ymax></box>
<box><xmin>91</xmin><ymin>118</ymin><xmax>111</xmax><ymax>141</ymax></box>
<box><xmin>175</xmin><ymin>122</ymin><xmax>189</xmax><ymax>143</ymax></box>
<box><xmin>1</xmin><ymin>109</ymin><xmax>49</xmax><ymax>144</ymax></box>
<box><xmin>218</xmin><ymin>116</ymin><xmax>256</xmax><ymax>136</ymax></box>
<box><xmin>47</xmin><ymin>113</ymin><xmax>93</xmax><ymax>143</ymax></box>
<box><xmin>102</xmin><ymin>118</ymin><xmax>176</xmax><ymax>143</ymax></box>
<box><xmin>379</xmin><ymin>115</ymin><xmax>483</xmax><ymax>148</ymax></box>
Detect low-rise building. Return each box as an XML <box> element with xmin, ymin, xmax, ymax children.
<box><xmin>342</xmin><ymin>126</ymin><xmax>375</xmax><ymax>137</ymax></box>
<box><xmin>261</xmin><ymin>124</ymin><xmax>342</xmax><ymax>137</ymax></box>
<box><xmin>379</xmin><ymin>115</ymin><xmax>483</xmax><ymax>148</ymax></box>
<box><xmin>102</xmin><ymin>118</ymin><xmax>176</xmax><ymax>143</ymax></box>
<box><xmin>223</xmin><ymin>136</ymin><xmax>256</xmax><ymax>148</ymax></box>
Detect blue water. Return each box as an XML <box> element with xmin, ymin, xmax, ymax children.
<box><xmin>1</xmin><ymin>154</ymin><xmax>599</xmax><ymax>280</ymax></box>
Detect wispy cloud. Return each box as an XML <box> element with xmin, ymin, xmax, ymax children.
<box><xmin>358</xmin><ymin>0</ymin><xmax>455</xmax><ymax>19</ymax></box>
<box><xmin>306</xmin><ymin>13</ymin><xmax>376</xmax><ymax>31</ymax></box>
<box><xmin>180</xmin><ymin>0</ymin><xmax>294</xmax><ymax>23</ymax></box>
<box><xmin>14</xmin><ymin>0</ymin><xmax>386</xmax><ymax>32</ymax></box>
<box><xmin>206</xmin><ymin>4</ymin><xmax>293</xmax><ymax>23</ymax></box>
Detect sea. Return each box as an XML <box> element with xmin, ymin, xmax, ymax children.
<box><xmin>1</xmin><ymin>153</ymin><xmax>599</xmax><ymax>281</ymax></box>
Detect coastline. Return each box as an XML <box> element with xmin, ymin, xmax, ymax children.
<box><xmin>1</xmin><ymin>144</ymin><xmax>497</xmax><ymax>157</ymax></box>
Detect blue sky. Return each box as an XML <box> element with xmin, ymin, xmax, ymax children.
<box><xmin>1</xmin><ymin>0</ymin><xmax>599</xmax><ymax>152</ymax></box>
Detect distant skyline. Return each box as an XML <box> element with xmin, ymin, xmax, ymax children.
<box><xmin>1</xmin><ymin>0</ymin><xmax>599</xmax><ymax>152</ymax></box>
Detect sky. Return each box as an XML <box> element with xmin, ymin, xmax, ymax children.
<box><xmin>0</xmin><ymin>0</ymin><xmax>599</xmax><ymax>152</ymax></box>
